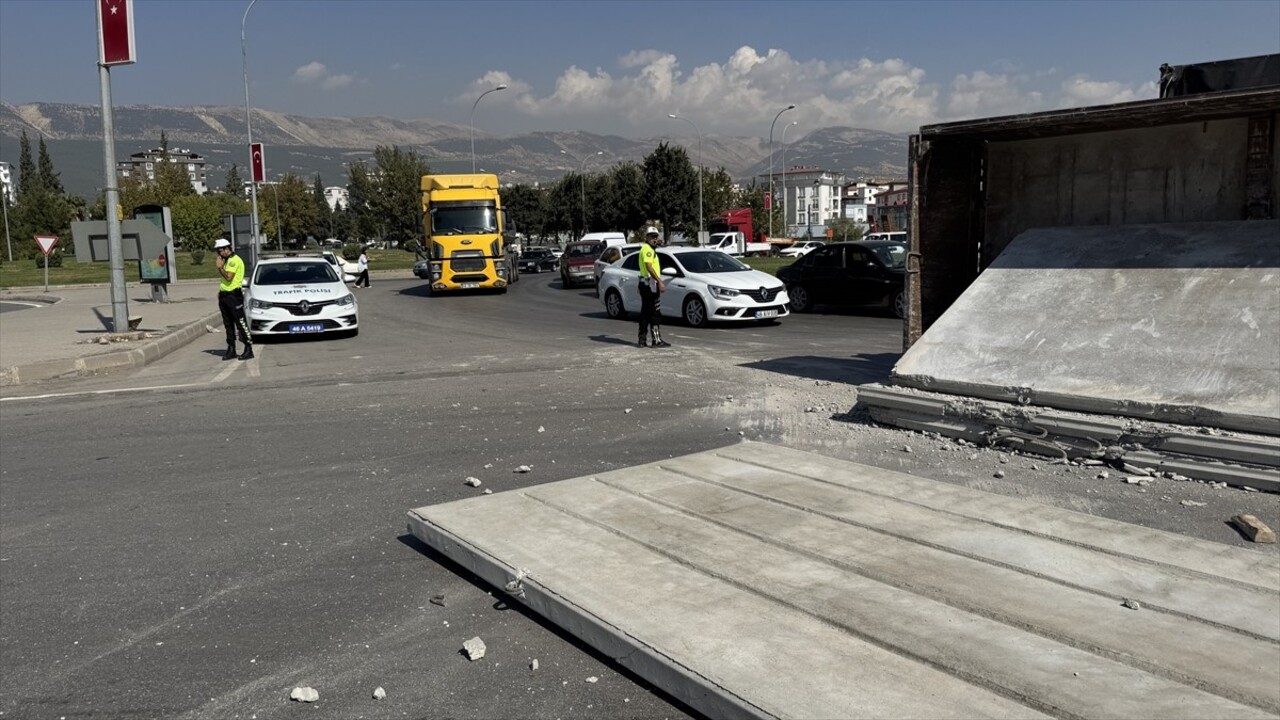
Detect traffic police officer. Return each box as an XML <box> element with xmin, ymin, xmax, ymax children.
<box><xmin>213</xmin><ymin>238</ymin><xmax>253</xmax><ymax>360</ymax></box>
<box><xmin>638</xmin><ymin>226</ymin><xmax>671</xmax><ymax>348</ymax></box>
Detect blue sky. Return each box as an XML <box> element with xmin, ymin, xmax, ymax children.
<box><xmin>1</xmin><ymin>0</ymin><xmax>1277</xmax><ymax>139</ymax></box>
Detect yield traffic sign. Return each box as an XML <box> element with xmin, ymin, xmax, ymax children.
<box><xmin>35</xmin><ymin>235</ymin><xmax>59</xmax><ymax>256</ymax></box>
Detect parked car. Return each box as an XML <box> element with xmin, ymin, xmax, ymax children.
<box><xmin>518</xmin><ymin>247</ymin><xmax>559</xmax><ymax>273</ymax></box>
<box><xmin>592</xmin><ymin>242</ymin><xmax>644</xmax><ymax>296</ymax></box>
<box><xmin>245</xmin><ymin>256</ymin><xmax>359</xmax><ymax>338</ymax></box>
<box><xmin>775</xmin><ymin>240</ymin><xmax>907</xmax><ymax>318</ymax></box>
<box><xmin>599</xmin><ymin>248</ymin><xmax>789</xmax><ymax>328</ymax></box>
<box><xmin>778</xmin><ymin>240</ymin><xmax>826</xmax><ymax>258</ymax></box>
<box><xmin>321</xmin><ymin>250</ymin><xmax>358</xmax><ymax>282</ymax></box>
<box><xmin>865</xmin><ymin>231</ymin><xmax>907</xmax><ymax>243</ymax></box>
<box><xmin>560</xmin><ymin>239</ymin><xmax>606</xmax><ymax>288</ymax></box>
<box><xmin>413</xmin><ymin>258</ymin><xmax>431</xmax><ymax>279</ymax></box>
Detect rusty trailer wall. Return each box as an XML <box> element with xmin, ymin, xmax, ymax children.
<box><xmin>907</xmin><ymin>88</ymin><xmax>1280</xmax><ymax>348</ymax></box>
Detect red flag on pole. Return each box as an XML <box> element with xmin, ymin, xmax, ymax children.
<box><xmin>97</xmin><ymin>0</ymin><xmax>136</xmax><ymax>66</ymax></box>
<box><xmin>250</xmin><ymin>143</ymin><xmax>266</xmax><ymax>183</ymax></box>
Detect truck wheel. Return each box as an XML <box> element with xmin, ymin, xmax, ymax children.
<box><xmin>604</xmin><ymin>289</ymin><xmax>627</xmax><ymax>319</ymax></box>
<box><xmin>683</xmin><ymin>295</ymin><xmax>708</xmax><ymax>328</ymax></box>
<box><xmin>789</xmin><ymin>285</ymin><xmax>812</xmax><ymax>313</ymax></box>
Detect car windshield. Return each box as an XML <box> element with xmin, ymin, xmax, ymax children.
<box><xmin>431</xmin><ymin>204</ymin><xmax>498</xmax><ymax>235</ymax></box>
<box><xmin>255</xmin><ymin>262</ymin><xmax>339</xmax><ymax>285</ymax></box>
<box><xmin>567</xmin><ymin>243</ymin><xmax>603</xmax><ymax>258</ymax></box>
<box><xmin>870</xmin><ymin>244</ymin><xmax>907</xmax><ymax>269</ymax></box>
<box><xmin>675</xmin><ymin>251</ymin><xmax>750</xmax><ymax>274</ymax></box>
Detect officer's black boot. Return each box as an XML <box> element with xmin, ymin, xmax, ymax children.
<box><xmin>238</xmin><ymin>345</ymin><xmax>254</xmax><ymax>361</ymax></box>
<box><xmin>223</xmin><ymin>345</ymin><xmax>237</xmax><ymax>361</ymax></box>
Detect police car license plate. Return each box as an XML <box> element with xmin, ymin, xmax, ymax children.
<box><xmin>289</xmin><ymin>323</ymin><xmax>324</xmax><ymax>333</ymax></box>
<box><xmin>460</xmin><ymin>282</ymin><xmax>479</xmax><ymax>289</ymax></box>
<box><xmin>754</xmin><ymin>310</ymin><xmax>778</xmax><ymax>319</ymax></box>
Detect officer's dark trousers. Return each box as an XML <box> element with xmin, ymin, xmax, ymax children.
<box><xmin>218</xmin><ymin>289</ymin><xmax>252</xmax><ymax>347</ymax></box>
<box><xmin>639</xmin><ymin>282</ymin><xmax>661</xmax><ymax>344</ymax></box>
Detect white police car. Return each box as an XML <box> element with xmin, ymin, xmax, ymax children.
<box><xmin>598</xmin><ymin>248</ymin><xmax>789</xmax><ymax>327</ymax></box>
<box><xmin>245</xmin><ymin>255</ymin><xmax>359</xmax><ymax>338</ymax></box>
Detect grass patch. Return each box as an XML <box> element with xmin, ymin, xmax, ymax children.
<box><xmin>742</xmin><ymin>256</ymin><xmax>794</xmax><ymax>277</ymax></box>
<box><xmin>0</xmin><ymin>248</ymin><xmax>420</xmax><ymax>289</ymax></box>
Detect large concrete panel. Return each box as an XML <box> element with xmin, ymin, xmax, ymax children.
<box><xmin>408</xmin><ymin>442</ymin><xmax>1280</xmax><ymax>720</ymax></box>
<box><xmin>893</xmin><ymin>220</ymin><xmax>1280</xmax><ymax>435</ymax></box>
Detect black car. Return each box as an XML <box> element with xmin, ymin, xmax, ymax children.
<box><xmin>776</xmin><ymin>240</ymin><xmax>907</xmax><ymax>318</ymax></box>
<box><xmin>518</xmin><ymin>247</ymin><xmax>559</xmax><ymax>273</ymax></box>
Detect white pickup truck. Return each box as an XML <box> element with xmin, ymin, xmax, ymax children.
<box><xmin>706</xmin><ymin>231</ymin><xmax>773</xmax><ymax>257</ymax></box>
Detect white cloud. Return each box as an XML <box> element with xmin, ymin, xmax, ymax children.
<box><xmin>468</xmin><ymin>46</ymin><xmax>1157</xmax><ymax>135</ymax></box>
<box><xmin>292</xmin><ymin>62</ymin><xmax>327</xmax><ymax>84</ymax></box>
<box><xmin>292</xmin><ymin>61</ymin><xmax>361</xmax><ymax>91</ymax></box>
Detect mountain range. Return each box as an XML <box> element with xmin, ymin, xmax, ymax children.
<box><xmin>0</xmin><ymin>102</ymin><xmax>909</xmax><ymax>198</ymax></box>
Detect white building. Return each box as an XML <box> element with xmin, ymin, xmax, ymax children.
<box><xmin>323</xmin><ymin>186</ymin><xmax>349</xmax><ymax>211</ymax></box>
<box><xmin>117</xmin><ymin>147</ymin><xmax>208</xmax><ymax>195</ymax></box>
<box><xmin>772</xmin><ymin>167</ymin><xmax>847</xmax><ymax>239</ymax></box>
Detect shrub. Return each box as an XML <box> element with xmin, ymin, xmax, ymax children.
<box><xmin>190</xmin><ymin>249</ymin><xmax>206</xmax><ymax>265</ymax></box>
<box><xmin>35</xmin><ymin>252</ymin><xmax>63</xmax><ymax>269</ymax></box>
<box><xmin>403</xmin><ymin>239</ymin><xmax>420</xmax><ymax>255</ymax></box>
<box><xmin>341</xmin><ymin>243</ymin><xmax>362</xmax><ymax>262</ymax></box>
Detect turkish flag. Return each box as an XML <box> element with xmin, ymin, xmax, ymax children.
<box><xmin>97</xmin><ymin>0</ymin><xmax>136</xmax><ymax>66</ymax></box>
<box><xmin>250</xmin><ymin>143</ymin><xmax>266</xmax><ymax>183</ymax></box>
<box><xmin>763</xmin><ymin>190</ymin><xmax>772</xmax><ymax>211</ymax></box>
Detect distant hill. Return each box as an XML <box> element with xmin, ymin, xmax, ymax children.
<box><xmin>0</xmin><ymin>102</ymin><xmax>909</xmax><ymax>198</ymax></box>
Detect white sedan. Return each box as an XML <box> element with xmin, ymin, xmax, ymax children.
<box><xmin>246</xmin><ymin>256</ymin><xmax>359</xmax><ymax>338</ymax></box>
<box><xmin>599</xmin><ymin>248</ymin><xmax>789</xmax><ymax>327</ymax></box>
<box><xmin>778</xmin><ymin>240</ymin><xmax>826</xmax><ymax>258</ymax></box>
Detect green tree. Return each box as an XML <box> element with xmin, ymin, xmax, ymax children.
<box><xmin>702</xmin><ymin>167</ymin><xmax>736</xmax><ymax>219</ymax></box>
<box><xmin>258</xmin><ymin>174</ymin><xmax>317</xmax><ymax>248</ymax></box>
<box><xmin>370</xmin><ymin>145</ymin><xmax>430</xmax><ymax>246</ymax></box>
<box><xmin>501</xmin><ymin>183</ymin><xmax>547</xmax><ymax>242</ymax></box>
<box><xmin>641</xmin><ymin>142</ymin><xmax>697</xmax><ymax>238</ymax></box>
<box><xmin>171</xmin><ymin>194</ymin><xmax>225</xmax><ymax>249</ymax></box>
<box><xmin>735</xmin><ymin>180</ymin><xmax>777</xmax><ymax>243</ymax></box>
<box><xmin>825</xmin><ymin>217</ymin><xmax>867</xmax><ymax>243</ymax></box>
<box><xmin>223</xmin><ymin>164</ymin><xmax>244</xmax><ymax>196</ymax></box>
<box><xmin>36</xmin><ymin>136</ymin><xmax>64</xmax><ymax>195</ymax></box>
<box><xmin>607</xmin><ymin>162</ymin><xmax>647</xmax><ymax>238</ymax></box>
<box><xmin>152</xmin><ymin>134</ymin><xmax>197</xmax><ymax>206</ymax></box>
<box><xmin>16</xmin><ymin>131</ymin><xmax>35</xmax><ymax>199</ymax></box>
<box><xmin>345</xmin><ymin>161</ymin><xmax>379</xmax><ymax>242</ymax></box>
<box><xmin>544</xmin><ymin>175</ymin><xmax>576</xmax><ymax>241</ymax></box>
<box><xmin>310</xmin><ymin>174</ymin><xmax>332</xmax><ymax>240</ymax></box>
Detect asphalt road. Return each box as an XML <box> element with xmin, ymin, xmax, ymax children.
<box><xmin>0</xmin><ymin>273</ymin><xmax>905</xmax><ymax>719</ymax></box>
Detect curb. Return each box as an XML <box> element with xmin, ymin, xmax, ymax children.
<box><xmin>0</xmin><ymin>311</ymin><xmax>223</xmax><ymax>387</ymax></box>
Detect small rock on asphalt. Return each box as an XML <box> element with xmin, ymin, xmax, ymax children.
<box><xmin>464</xmin><ymin>477</ymin><xmax>482</xmax><ymax>487</ymax></box>
<box><xmin>537</xmin><ymin>426</ymin><xmax>545</xmax><ymax>433</ymax></box>
<box><xmin>482</xmin><ymin>488</ymin><xmax>493</xmax><ymax>495</ymax></box>
<box><xmin>373</xmin><ymin>686</ymin><xmax>386</xmax><ymax>700</ymax></box>
<box><xmin>993</xmin><ymin>470</ymin><xmax>1006</xmax><ymax>479</ymax></box>
<box><xmin>530</xmin><ymin>659</ymin><xmax>539</xmax><ymax>671</ymax></box>
<box><xmin>513</xmin><ymin>465</ymin><xmax>532</xmax><ymax>473</ymax></box>
<box><xmin>429</xmin><ymin>594</ymin><xmax>446</xmax><ymax>607</ymax></box>
<box><xmin>290</xmin><ymin>687</ymin><xmax>319</xmax><ymax>703</ymax></box>
<box><xmin>586</xmin><ymin>676</ymin><xmax>599</xmax><ymax>683</ymax></box>
<box><xmin>1180</xmin><ymin>500</ymin><xmax>1207</xmax><ymax>508</ymax></box>
<box><xmin>902</xmin><ymin>446</ymin><xmax>912</xmax><ymax>453</ymax></box>
<box><xmin>1121</xmin><ymin>598</ymin><xmax>1141</xmax><ymax>610</ymax></box>
<box><xmin>463</xmin><ymin>637</ymin><xmax>487</xmax><ymax>661</ymax></box>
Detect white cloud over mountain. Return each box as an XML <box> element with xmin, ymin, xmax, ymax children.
<box><xmin>459</xmin><ymin>46</ymin><xmax>1158</xmax><ymax>135</ymax></box>
<box><xmin>291</xmin><ymin>62</ymin><xmax>359</xmax><ymax>91</ymax></box>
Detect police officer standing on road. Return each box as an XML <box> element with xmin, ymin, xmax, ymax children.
<box><xmin>638</xmin><ymin>226</ymin><xmax>671</xmax><ymax>348</ymax></box>
<box><xmin>213</xmin><ymin>238</ymin><xmax>253</xmax><ymax>361</ymax></box>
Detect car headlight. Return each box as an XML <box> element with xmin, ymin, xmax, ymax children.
<box><xmin>708</xmin><ymin>285</ymin><xmax>740</xmax><ymax>299</ymax></box>
<box><xmin>250</xmin><ymin>298</ymin><xmax>274</xmax><ymax>310</ymax></box>
<box><xmin>336</xmin><ymin>293</ymin><xmax>355</xmax><ymax>306</ymax></box>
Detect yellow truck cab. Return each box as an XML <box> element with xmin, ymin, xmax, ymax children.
<box><xmin>420</xmin><ymin>174</ymin><xmax>518</xmax><ymax>293</ymax></box>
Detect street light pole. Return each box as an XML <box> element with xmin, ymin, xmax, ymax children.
<box><xmin>780</xmin><ymin>120</ymin><xmax>797</xmax><ymax>239</ymax></box>
<box><xmin>767</xmin><ymin>104</ymin><xmax>796</xmax><ymax>240</ymax></box>
<box><xmin>470</xmin><ymin>84</ymin><xmax>508</xmax><ymax>174</ymax></box>
<box><xmin>242</xmin><ymin>0</ymin><xmax>260</xmax><ymax>266</ymax></box>
<box><xmin>668</xmin><ymin>113</ymin><xmax>702</xmax><ymax>238</ymax></box>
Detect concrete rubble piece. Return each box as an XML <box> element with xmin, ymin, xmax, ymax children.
<box><xmin>408</xmin><ymin>442</ymin><xmax>1280</xmax><ymax>720</ymax></box>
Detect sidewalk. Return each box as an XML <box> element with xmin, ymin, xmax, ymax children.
<box><xmin>0</xmin><ymin>271</ymin><xmax>412</xmax><ymax>386</ymax></box>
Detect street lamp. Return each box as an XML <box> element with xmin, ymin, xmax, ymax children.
<box><xmin>242</xmin><ymin>0</ymin><xmax>261</xmax><ymax>265</ymax></box>
<box><xmin>470</xmin><ymin>84</ymin><xmax>507</xmax><ymax>174</ymax></box>
<box><xmin>668</xmin><ymin>113</ymin><xmax>702</xmax><ymax>238</ymax></box>
<box><xmin>561</xmin><ymin>149</ymin><xmax>602</xmax><ymax>231</ymax></box>
<box><xmin>780</xmin><ymin>120</ymin><xmax>797</xmax><ymax>239</ymax></box>
<box><xmin>767</xmin><ymin>103</ymin><xmax>796</xmax><ymax>239</ymax></box>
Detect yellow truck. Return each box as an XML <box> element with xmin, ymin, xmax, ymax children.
<box><xmin>420</xmin><ymin>174</ymin><xmax>519</xmax><ymax>293</ymax></box>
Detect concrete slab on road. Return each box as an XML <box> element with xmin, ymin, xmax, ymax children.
<box><xmin>408</xmin><ymin>442</ymin><xmax>1280</xmax><ymax>720</ymax></box>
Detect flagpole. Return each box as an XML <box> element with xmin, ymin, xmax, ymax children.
<box><xmin>97</xmin><ymin>0</ymin><xmax>130</xmax><ymax>334</ymax></box>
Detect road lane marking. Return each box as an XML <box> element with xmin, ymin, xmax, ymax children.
<box><xmin>1</xmin><ymin>383</ymin><xmax>205</xmax><ymax>402</ymax></box>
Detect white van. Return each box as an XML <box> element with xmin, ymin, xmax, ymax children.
<box><xmin>865</xmin><ymin>231</ymin><xmax>907</xmax><ymax>243</ymax></box>
<box><xmin>579</xmin><ymin>231</ymin><xmax>628</xmax><ymax>248</ymax></box>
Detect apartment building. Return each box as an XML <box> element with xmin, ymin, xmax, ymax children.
<box><xmin>117</xmin><ymin>147</ymin><xmax>209</xmax><ymax>195</ymax></box>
